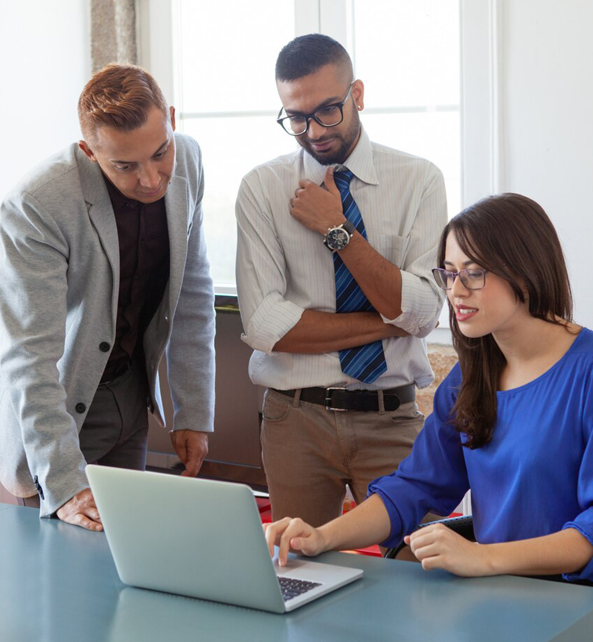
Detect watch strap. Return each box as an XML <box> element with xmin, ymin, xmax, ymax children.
<box><xmin>341</xmin><ymin>220</ymin><xmax>356</xmax><ymax>235</ymax></box>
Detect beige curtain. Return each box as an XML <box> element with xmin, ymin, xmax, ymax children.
<box><xmin>91</xmin><ymin>0</ymin><xmax>137</xmax><ymax>72</ymax></box>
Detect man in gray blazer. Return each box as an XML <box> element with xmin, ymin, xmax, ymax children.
<box><xmin>0</xmin><ymin>65</ymin><xmax>215</xmax><ymax>530</ymax></box>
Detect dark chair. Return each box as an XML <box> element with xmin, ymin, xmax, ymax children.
<box><xmin>384</xmin><ymin>514</ymin><xmax>475</xmax><ymax>560</ymax></box>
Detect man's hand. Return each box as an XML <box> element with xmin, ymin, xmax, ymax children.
<box><xmin>404</xmin><ymin>523</ymin><xmax>492</xmax><ymax>577</ymax></box>
<box><xmin>290</xmin><ymin>167</ymin><xmax>345</xmax><ymax>234</ymax></box>
<box><xmin>56</xmin><ymin>488</ymin><xmax>103</xmax><ymax>532</ymax></box>
<box><xmin>169</xmin><ymin>430</ymin><xmax>209</xmax><ymax>477</ymax></box>
<box><xmin>263</xmin><ymin>517</ymin><xmax>328</xmax><ymax>567</ymax></box>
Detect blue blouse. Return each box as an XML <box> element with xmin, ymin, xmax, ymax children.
<box><xmin>368</xmin><ymin>327</ymin><xmax>593</xmax><ymax>582</ymax></box>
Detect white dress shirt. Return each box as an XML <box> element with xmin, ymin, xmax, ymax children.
<box><xmin>236</xmin><ymin>128</ymin><xmax>447</xmax><ymax>391</ymax></box>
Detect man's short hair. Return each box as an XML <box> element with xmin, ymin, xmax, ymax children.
<box><xmin>78</xmin><ymin>64</ymin><xmax>168</xmax><ymax>145</ymax></box>
<box><xmin>275</xmin><ymin>34</ymin><xmax>353</xmax><ymax>82</ymax></box>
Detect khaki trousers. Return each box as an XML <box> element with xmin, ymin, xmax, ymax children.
<box><xmin>261</xmin><ymin>388</ymin><xmax>425</xmax><ymax>528</ymax></box>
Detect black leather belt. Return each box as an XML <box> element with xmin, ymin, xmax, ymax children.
<box><xmin>273</xmin><ymin>384</ymin><xmax>415</xmax><ymax>412</ymax></box>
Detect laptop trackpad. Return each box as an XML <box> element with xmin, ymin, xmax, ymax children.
<box><xmin>273</xmin><ymin>556</ymin><xmax>363</xmax><ymax>610</ymax></box>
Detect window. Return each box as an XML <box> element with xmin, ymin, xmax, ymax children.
<box><xmin>352</xmin><ymin>0</ymin><xmax>460</xmax><ymax>216</ymax></box>
<box><xmin>173</xmin><ymin>0</ymin><xmax>298</xmax><ymax>290</ymax></box>
<box><xmin>140</xmin><ymin>0</ymin><xmax>466</xmax><ymax>295</ymax></box>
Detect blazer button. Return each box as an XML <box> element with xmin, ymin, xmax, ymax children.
<box><xmin>99</xmin><ymin>342</ymin><xmax>111</xmax><ymax>352</ymax></box>
<box><xmin>75</xmin><ymin>403</ymin><xmax>86</xmax><ymax>414</ymax></box>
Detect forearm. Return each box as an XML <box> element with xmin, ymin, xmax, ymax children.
<box><xmin>273</xmin><ymin>309</ymin><xmax>407</xmax><ymax>354</ymax></box>
<box><xmin>319</xmin><ymin>494</ymin><xmax>392</xmax><ymax>552</ymax></box>
<box><xmin>484</xmin><ymin>528</ymin><xmax>593</xmax><ymax>577</ymax></box>
<box><xmin>338</xmin><ymin>233</ymin><xmax>403</xmax><ymax>319</ymax></box>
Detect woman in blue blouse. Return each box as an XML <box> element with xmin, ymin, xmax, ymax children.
<box><xmin>265</xmin><ymin>193</ymin><xmax>593</xmax><ymax>582</ymax></box>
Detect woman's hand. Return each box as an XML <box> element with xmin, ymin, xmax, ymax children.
<box><xmin>404</xmin><ymin>523</ymin><xmax>492</xmax><ymax>577</ymax></box>
<box><xmin>263</xmin><ymin>517</ymin><xmax>328</xmax><ymax>566</ymax></box>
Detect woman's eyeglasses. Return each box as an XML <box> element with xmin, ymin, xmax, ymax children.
<box><xmin>432</xmin><ymin>268</ymin><xmax>488</xmax><ymax>291</ymax></box>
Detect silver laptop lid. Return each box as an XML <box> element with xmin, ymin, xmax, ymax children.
<box><xmin>87</xmin><ymin>466</ymin><xmax>286</xmax><ymax>612</ymax></box>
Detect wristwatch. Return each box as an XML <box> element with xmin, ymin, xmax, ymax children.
<box><xmin>323</xmin><ymin>220</ymin><xmax>356</xmax><ymax>252</ymax></box>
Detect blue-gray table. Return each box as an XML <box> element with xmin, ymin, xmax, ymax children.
<box><xmin>2</xmin><ymin>504</ymin><xmax>593</xmax><ymax>642</ymax></box>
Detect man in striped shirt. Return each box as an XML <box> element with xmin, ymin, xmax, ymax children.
<box><xmin>236</xmin><ymin>34</ymin><xmax>446</xmax><ymax>527</ymax></box>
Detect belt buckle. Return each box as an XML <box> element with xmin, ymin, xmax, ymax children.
<box><xmin>325</xmin><ymin>387</ymin><xmax>348</xmax><ymax>412</ymax></box>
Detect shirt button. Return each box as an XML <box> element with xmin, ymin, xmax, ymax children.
<box><xmin>75</xmin><ymin>403</ymin><xmax>86</xmax><ymax>414</ymax></box>
<box><xmin>99</xmin><ymin>342</ymin><xmax>111</xmax><ymax>352</ymax></box>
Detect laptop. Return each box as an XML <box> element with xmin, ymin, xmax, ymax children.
<box><xmin>86</xmin><ymin>465</ymin><xmax>363</xmax><ymax>613</ymax></box>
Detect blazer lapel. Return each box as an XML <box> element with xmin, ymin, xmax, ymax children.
<box><xmin>75</xmin><ymin>146</ymin><xmax>120</xmax><ymax>317</ymax></box>
<box><xmin>75</xmin><ymin>146</ymin><xmax>190</xmax><ymax>323</ymax></box>
<box><xmin>164</xmin><ymin>175</ymin><xmax>190</xmax><ymax>315</ymax></box>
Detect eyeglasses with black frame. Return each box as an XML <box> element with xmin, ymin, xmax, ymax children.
<box><xmin>432</xmin><ymin>268</ymin><xmax>489</xmax><ymax>291</ymax></box>
<box><xmin>276</xmin><ymin>84</ymin><xmax>354</xmax><ymax>136</ymax></box>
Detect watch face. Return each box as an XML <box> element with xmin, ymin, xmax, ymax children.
<box><xmin>326</xmin><ymin>227</ymin><xmax>350</xmax><ymax>251</ymax></box>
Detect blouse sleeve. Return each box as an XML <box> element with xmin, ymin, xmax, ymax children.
<box><xmin>368</xmin><ymin>365</ymin><xmax>470</xmax><ymax>548</ymax></box>
<box><xmin>562</xmin><ymin>367</ymin><xmax>593</xmax><ymax>582</ymax></box>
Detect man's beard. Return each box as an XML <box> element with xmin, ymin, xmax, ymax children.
<box><xmin>299</xmin><ymin>108</ymin><xmax>361</xmax><ymax>165</ymax></box>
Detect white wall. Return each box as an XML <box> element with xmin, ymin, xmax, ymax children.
<box><xmin>0</xmin><ymin>0</ymin><xmax>91</xmax><ymax>200</ymax></box>
<box><xmin>499</xmin><ymin>0</ymin><xmax>593</xmax><ymax>326</ymax></box>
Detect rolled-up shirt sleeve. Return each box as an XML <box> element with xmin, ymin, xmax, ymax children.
<box><xmin>236</xmin><ymin>174</ymin><xmax>304</xmax><ymax>355</ymax></box>
<box><xmin>380</xmin><ymin>163</ymin><xmax>447</xmax><ymax>337</ymax></box>
<box><xmin>562</xmin><ymin>377</ymin><xmax>593</xmax><ymax>582</ymax></box>
<box><xmin>368</xmin><ymin>366</ymin><xmax>469</xmax><ymax>548</ymax></box>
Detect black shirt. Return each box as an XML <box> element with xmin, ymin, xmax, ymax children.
<box><xmin>101</xmin><ymin>177</ymin><xmax>170</xmax><ymax>382</ymax></box>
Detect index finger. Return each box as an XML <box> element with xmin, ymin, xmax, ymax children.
<box><xmin>264</xmin><ymin>518</ymin><xmax>291</xmax><ymax>557</ymax></box>
<box><xmin>79</xmin><ymin>494</ymin><xmax>103</xmax><ymax>526</ymax></box>
<box><xmin>277</xmin><ymin>519</ymin><xmax>306</xmax><ymax>566</ymax></box>
<box><xmin>83</xmin><ymin>505</ymin><xmax>102</xmax><ymax>523</ymax></box>
<box><xmin>182</xmin><ymin>451</ymin><xmax>202</xmax><ymax>477</ymax></box>
<box><xmin>407</xmin><ymin>524</ymin><xmax>442</xmax><ymax>550</ymax></box>
<box><xmin>74</xmin><ymin>512</ymin><xmax>103</xmax><ymax>532</ymax></box>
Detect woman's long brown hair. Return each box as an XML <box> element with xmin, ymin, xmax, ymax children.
<box><xmin>437</xmin><ymin>194</ymin><xmax>573</xmax><ymax>448</ymax></box>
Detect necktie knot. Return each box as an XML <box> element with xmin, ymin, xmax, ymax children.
<box><xmin>333</xmin><ymin>168</ymin><xmax>354</xmax><ymax>189</ymax></box>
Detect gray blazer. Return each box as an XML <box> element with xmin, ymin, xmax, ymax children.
<box><xmin>0</xmin><ymin>134</ymin><xmax>215</xmax><ymax>517</ymax></box>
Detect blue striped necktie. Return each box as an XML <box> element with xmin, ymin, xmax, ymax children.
<box><xmin>332</xmin><ymin>168</ymin><xmax>387</xmax><ymax>384</ymax></box>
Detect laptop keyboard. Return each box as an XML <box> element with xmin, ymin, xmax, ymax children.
<box><xmin>278</xmin><ymin>576</ymin><xmax>322</xmax><ymax>602</ymax></box>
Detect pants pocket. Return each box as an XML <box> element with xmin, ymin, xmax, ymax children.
<box><xmin>262</xmin><ymin>390</ymin><xmax>291</xmax><ymax>423</ymax></box>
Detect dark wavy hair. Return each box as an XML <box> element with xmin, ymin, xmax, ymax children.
<box><xmin>437</xmin><ymin>193</ymin><xmax>573</xmax><ymax>449</ymax></box>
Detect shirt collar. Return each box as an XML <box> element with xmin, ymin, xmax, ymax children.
<box><xmin>102</xmin><ymin>172</ymin><xmax>141</xmax><ymax>210</ymax></box>
<box><xmin>302</xmin><ymin>126</ymin><xmax>379</xmax><ymax>186</ymax></box>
